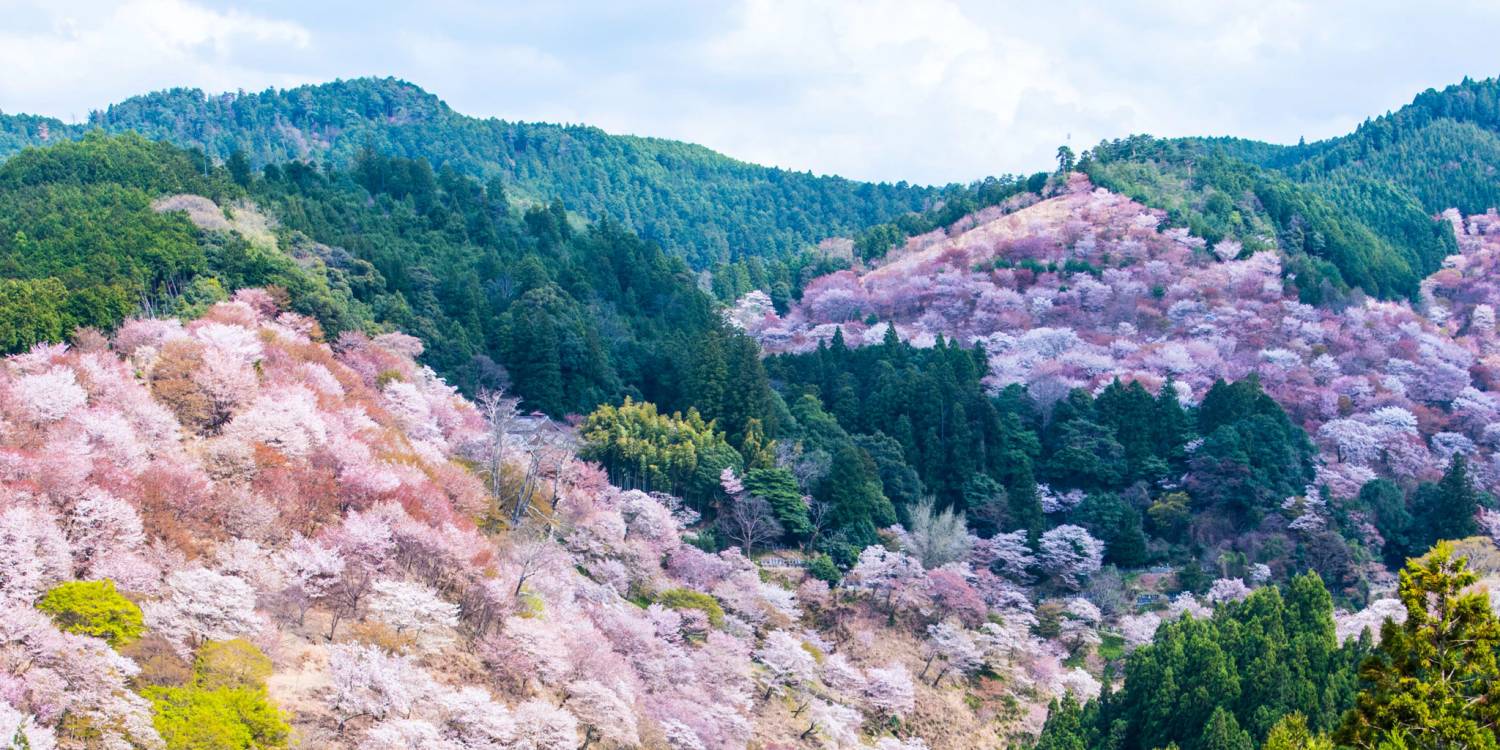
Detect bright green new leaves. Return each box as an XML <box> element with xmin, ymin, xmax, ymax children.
<box><xmin>580</xmin><ymin>398</ymin><xmax>740</xmax><ymax>505</ymax></box>
<box><xmin>36</xmin><ymin>579</ymin><xmax>144</xmax><ymax>648</ymax></box>
<box><xmin>146</xmin><ymin>639</ymin><xmax>289</xmax><ymax>750</ymax></box>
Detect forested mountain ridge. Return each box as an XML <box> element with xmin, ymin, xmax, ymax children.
<box><xmin>4</xmin><ymin>74</ymin><xmax>1500</xmax><ymax>750</ymax></box>
<box><xmin>1078</xmin><ymin>77</ymin><xmax>1500</xmax><ymax>303</ymax></box>
<box><xmin>0</xmin><ymin>77</ymin><xmax>944</xmax><ymax>266</ymax></box>
<box><xmin>8</xmin><ymin>75</ymin><xmax>1500</xmax><ymax>294</ymax></box>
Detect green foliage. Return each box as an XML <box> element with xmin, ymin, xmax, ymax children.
<box><xmin>1281</xmin><ymin>77</ymin><xmax>1500</xmax><ymax>217</ymax></box>
<box><xmin>1037</xmin><ymin>573</ymin><xmax>1365</xmax><ymax>750</ymax></box>
<box><xmin>766</xmin><ymin>332</ymin><xmax>1035</xmax><ymax>511</ymax></box>
<box><xmin>768</xmin><ymin>330</ymin><xmax>1314</xmax><ymax>557</ymax></box>
<box><xmin>807</xmin><ymin>554</ymin><xmax>842</xmax><ymax>584</ymax></box>
<box><xmin>1357</xmin><ymin>457</ymin><xmax>1490</xmax><ymax>570</ymax></box>
<box><xmin>144</xmin><ymin>685</ymin><xmax>289</xmax><ymax>750</ymax></box>
<box><xmin>0</xmin><ymin>134</ymin><xmax>369</xmax><ymax>352</ymax></box>
<box><xmin>1034</xmin><ymin>694</ymin><xmax>1095</xmax><ymax>750</ymax></box>
<box><xmin>1408</xmin><ymin>456</ymin><xmax>1485</xmax><ymax>551</ymax></box>
<box><xmin>1186</xmin><ymin>377</ymin><xmax>1316</xmax><ymax>523</ymax></box>
<box><xmin>579</xmin><ymin>398</ymin><xmax>740</xmax><ymax>507</ymax></box>
<box><xmin>8</xmin><ymin>78</ymin><xmax>948</xmax><ymax>266</ymax></box>
<box><xmin>1262</xmin><ymin>713</ymin><xmax>1334</xmax><ymax>750</ymax></box>
<box><xmin>145</xmin><ymin>639</ymin><xmax>287</xmax><ymax>750</ymax></box>
<box><xmin>1336</xmin><ymin>544</ymin><xmax>1500</xmax><ymax>749</ymax></box>
<box><xmin>743</xmin><ymin>467</ymin><xmax>814</xmax><ymax>541</ymax></box>
<box><xmin>1084</xmin><ymin>133</ymin><xmax>1453</xmax><ymax>302</ymax></box>
<box><xmin>652</xmin><ymin>588</ymin><xmax>726</xmax><ymax>628</ymax></box>
<box><xmin>1074</xmin><ymin>493</ymin><xmax>1149</xmax><ymax>568</ymax></box>
<box><xmin>193</xmin><ymin>639</ymin><xmax>274</xmax><ymax>691</ymax></box>
<box><xmin>1198</xmin><ymin>707</ymin><xmax>1253</xmax><ymax>750</ymax></box>
<box><xmin>36</xmin><ymin>579</ymin><xmax>144</xmax><ymax>648</ymax></box>
<box><xmin>252</xmin><ymin>148</ymin><xmax>780</xmax><ymax>421</ymax></box>
<box><xmin>1357</xmin><ymin>479</ymin><xmax>1413</xmax><ymax>567</ymax></box>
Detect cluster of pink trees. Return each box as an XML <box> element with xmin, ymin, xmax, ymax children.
<box><xmin>0</xmin><ymin>284</ymin><xmax>1159</xmax><ymax>749</ymax></box>
<box><xmin>738</xmin><ymin>177</ymin><xmax>1500</xmax><ymax>507</ymax></box>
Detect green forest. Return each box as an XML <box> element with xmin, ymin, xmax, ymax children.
<box><xmin>0</xmin><ymin>78</ymin><xmax>947</xmax><ymax>266</ymax></box>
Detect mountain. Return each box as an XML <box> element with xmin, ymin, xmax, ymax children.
<box><xmin>0</xmin><ymin>78</ymin><xmax>946</xmax><ymax>266</ymax></box>
<box><xmin>5</xmin><ymin>75</ymin><xmax>1500</xmax><ymax>750</ymax></box>
<box><xmin>1072</xmin><ymin>78</ymin><xmax>1500</xmax><ymax>303</ymax></box>
<box><xmin>740</xmin><ymin>171</ymin><xmax>1500</xmax><ymax>580</ymax></box>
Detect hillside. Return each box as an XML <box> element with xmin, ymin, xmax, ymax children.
<box><xmin>1077</xmin><ymin>78</ymin><xmax>1500</xmax><ymax>303</ymax></box>
<box><xmin>0</xmin><ymin>292</ymin><xmax>1125</xmax><ymax>750</ymax></box>
<box><xmin>5</xmin><ymin>74</ymin><xmax>1500</xmax><ymax>750</ymax></box>
<box><xmin>739</xmin><ymin>175</ymin><xmax>1500</xmax><ymax>576</ymax></box>
<box><xmin>0</xmin><ymin>78</ymin><xmax>945</xmax><ymax>266</ymax></box>
<box><xmin>0</xmin><ymin>133</ymin><xmax>786</xmax><ymax>431</ymax></box>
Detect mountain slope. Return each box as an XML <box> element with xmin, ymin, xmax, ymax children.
<box><xmin>0</xmin><ymin>78</ymin><xmax>943</xmax><ymax>266</ymax></box>
<box><xmin>1080</xmin><ymin>135</ymin><xmax>1455</xmax><ymax>302</ymax></box>
<box><xmin>1070</xmin><ymin>79</ymin><xmax>1500</xmax><ymax>302</ymax></box>
<box><xmin>740</xmin><ymin>176</ymin><xmax>1500</xmax><ymax>521</ymax></box>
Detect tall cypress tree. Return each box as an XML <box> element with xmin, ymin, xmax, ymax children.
<box><xmin>1416</xmin><ymin>456</ymin><xmax>1483</xmax><ymax>546</ymax></box>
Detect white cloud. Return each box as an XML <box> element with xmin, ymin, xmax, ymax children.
<box><xmin>0</xmin><ymin>0</ymin><xmax>314</xmax><ymax>120</ymax></box>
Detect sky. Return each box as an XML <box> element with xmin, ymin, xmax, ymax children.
<box><xmin>2</xmin><ymin>0</ymin><xmax>1499</xmax><ymax>185</ymax></box>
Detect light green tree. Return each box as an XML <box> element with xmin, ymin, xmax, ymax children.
<box><xmin>1337</xmin><ymin>543</ymin><xmax>1500</xmax><ymax>749</ymax></box>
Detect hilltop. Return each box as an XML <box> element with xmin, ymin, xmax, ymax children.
<box><xmin>0</xmin><ymin>78</ymin><xmax>945</xmax><ymax>266</ymax></box>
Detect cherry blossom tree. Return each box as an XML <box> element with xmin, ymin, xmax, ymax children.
<box><xmin>0</xmin><ymin>506</ymin><xmax>72</xmax><ymax>603</ymax></box>
<box><xmin>1118</xmin><ymin>612</ymin><xmax>1162</xmax><ymax>648</ymax></box>
<box><xmin>363</xmin><ymin>718</ymin><xmax>457</xmax><ymax>750</ymax></box>
<box><xmin>972</xmin><ymin>530</ymin><xmax>1035</xmax><ymax>583</ymax></box>
<box><xmin>846</xmin><ymin>546</ymin><xmax>929</xmax><ymax>618</ymax></box>
<box><xmin>0</xmin><ymin>607</ymin><xmax>161</xmax><ymax>749</ymax></box>
<box><xmin>563</xmin><ymin>679</ymin><xmax>639</xmax><ymax>748</ymax></box>
<box><xmin>328</xmin><ymin>643</ymin><xmax>430</xmax><ymax>731</ymax></box>
<box><xmin>804</xmin><ymin>699</ymin><xmax>863</xmax><ymax>749</ymax></box>
<box><xmin>0</xmin><ymin>699</ymin><xmax>57</xmax><ymax>750</ymax></box>
<box><xmin>510</xmin><ymin>699</ymin><xmax>580</xmax><ymax>750</ymax></box>
<box><xmin>922</xmin><ymin>621</ymin><xmax>983</xmax><ymax>685</ymax></box>
<box><xmin>1205</xmin><ymin>577</ymin><xmax>1252</xmax><ymax>604</ymax></box>
<box><xmin>1038</xmin><ymin>525</ymin><xmax>1104</xmax><ymax>590</ymax></box>
<box><xmin>11</xmin><ymin>366</ymin><xmax>87</xmax><ymax>423</ymax></box>
<box><xmin>369</xmin><ymin>578</ymin><xmax>460</xmax><ymax>650</ymax></box>
<box><xmin>1334</xmin><ymin>598</ymin><xmax>1407</xmax><ymax>644</ymax></box>
<box><xmin>862</xmin><ymin>663</ymin><xmax>916</xmax><ymax>721</ymax></box>
<box><xmin>321</xmin><ymin>507</ymin><xmax>396</xmax><ymax>637</ymax></box>
<box><xmin>755</xmin><ymin>630</ymin><xmax>818</xmax><ymax>699</ymax></box>
<box><xmin>820</xmin><ymin>652</ymin><xmax>867</xmax><ymax>701</ymax></box>
<box><xmin>273</xmin><ymin>534</ymin><xmax>345</xmax><ymax>626</ymax></box>
<box><xmin>145</xmin><ymin>567</ymin><xmax>264</xmax><ymax>654</ymax></box>
<box><xmin>65</xmin><ymin>490</ymin><xmax>146</xmax><ymax>580</ymax></box>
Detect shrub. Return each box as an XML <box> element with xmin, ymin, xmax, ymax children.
<box><xmin>144</xmin><ymin>638</ymin><xmax>288</xmax><ymax>749</ymax></box>
<box><xmin>653</xmin><ymin>588</ymin><xmax>725</xmax><ymax>628</ymax></box>
<box><xmin>36</xmin><ymin>579</ymin><xmax>144</xmax><ymax>647</ymax></box>
<box><xmin>145</xmin><ymin>685</ymin><xmax>290</xmax><ymax>750</ymax></box>
<box><xmin>807</xmin><ymin>554</ymin><xmax>842</xmax><ymax>584</ymax></box>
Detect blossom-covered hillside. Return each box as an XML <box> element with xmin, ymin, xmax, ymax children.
<box><xmin>0</xmin><ymin>291</ymin><xmax>1136</xmax><ymax>750</ymax></box>
<box><xmin>736</xmin><ymin>176</ymin><xmax>1500</xmax><ymax>507</ymax></box>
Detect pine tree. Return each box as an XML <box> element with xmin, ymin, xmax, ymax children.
<box><xmin>1263</xmin><ymin>713</ymin><xmax>1334</xmax><ymax>750</ymax></box>
<box><xmin>1415</xmin><ymin>456</ymin><xmax>1483</xmax><ymax>546</ymax></box>
<box><xmin>743</xmin><ymin>467</ymin><xmax>813</xmax><ymax>541</ymax></box>
<box><xmin>689</xmin><ymin>331</ymin><xmax>727</xmax><ymax>422</ymax></box>
<box><xmin>1035</xmin><ymin>694</ymin><xmax>1094</xmax><ymax>750</ymax></box>
<box><xmin>1337</xmin><ymin>543</ymin><xmax>1500</xmax><ymax>748</ymax></box>
<box><xmin>1198</xmin><ymin>707</ymin><xmax>1253</xmax><ymax>750</ymax></box>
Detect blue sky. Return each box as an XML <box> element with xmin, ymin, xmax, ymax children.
<box><xmin>3</xmin><ymin>0</ymin><xmax>1499</xmax><ymax>185</ymax></box>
